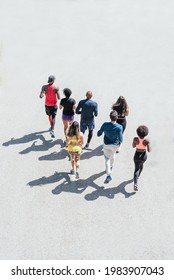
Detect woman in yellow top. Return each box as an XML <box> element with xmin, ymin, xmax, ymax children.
<box><xmin>66</xmin><ymin>121</ymin><xmax>84</xmax><ymax>178</ymax></box>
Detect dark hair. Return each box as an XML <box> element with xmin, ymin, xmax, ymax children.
<box><xmin>67</xmin><ymin>121</ymin><xmax>80</xmax><ymax>139</ymax></box>
<box><xmin>136</xmin><ymin>125</ymin><xmax>149</xmax><ymax>138</ymax></box>
<box><xmin>112</xmin><ymin>96</ymin><xmax>128</xmax><ymax>115</ymax></box>
<box><xmin>63</xmin><ymin>88</ymin><xmax>72</xmax><ymax>98</ymax></box>
<box><xmin>110</xmin><ymin>110</ymin><xmax>118</xmax><ymax>122</ymax></box>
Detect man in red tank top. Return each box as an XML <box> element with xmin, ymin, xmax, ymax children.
<box><xmin>40</xmin><ymin>75</ymin><xmax>60</xmax><ymax>138</ymax></box>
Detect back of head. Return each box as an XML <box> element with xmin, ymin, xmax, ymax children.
<box><xmin>63</xmin><ymin>88</ymin><xmax>72</xmax><ymax>98</ymax></box>
<box><xmin>110</xmin><ymin>110</ymin><xmax>118</xmax><ymax>122</ymax></box>
<box><xmin>86</xmin><ymin>91</ymin><xmax>93</xmax><ymax>99</ymax></box>
<box><xmin>68</xmin><ymin>121</ymin><xmax>79</xmax><ymax>138</ymax></box>
<box><xmin>48</xmin><ymin>75</ymin><xmax>55</xmax><ymax>84</ymax></box>
<box><xmin>137</xmin><ymin>125</ymin><xmax>149</xmax><ymax>138</ymax></box>
<box><xmin>112</xmin><ymin>96</ymin><xmax>127</xmax><ymax>114</ymax></box>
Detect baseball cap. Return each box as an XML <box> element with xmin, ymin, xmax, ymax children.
<box><xmin>48</xmin><ymin>75</ymin><xmax>55</xmax><ymax>83</ymax></box>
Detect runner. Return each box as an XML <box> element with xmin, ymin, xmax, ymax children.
<box><xmin>66</xmin><ymin>121</ymin><xmax>84</xmax><ymax>179</ymax></box>
<box><xmin>76</xmin><ymin>91</ymin><xmax>98</xmax><ymax>149</ymax></box>
<box><xmin>112</xmin><ymin>96</ymin><xmax>129</xmax><ymax>132</ymax></box>
<box><xmin>112</xmin><ymin>96</ymin><xmax>129</xmax><ymax>152</ymax></box>
<box><xmin>59</xmin><ymin>88</ymin><xmax>76</xmax><ymax>143</ymax></box>
<box><xmin>97</xmin><ymin>111</ymin><xmax>123</xmax><ymax>184</ymax></box>
<box><xmin>132</xmin><ymin>125</ymin><xmax>152</xmax><ymax>191</ymax></box>
<box><xmin>39</xmin><ymin>75</ymin><xmax>60</xmax><ymax>138</ymax></box>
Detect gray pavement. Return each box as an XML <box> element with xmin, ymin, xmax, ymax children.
<box><xmin>0</xmin><ymin>0</ymin><xmax>174</xmax><ymax>259</ymax></box>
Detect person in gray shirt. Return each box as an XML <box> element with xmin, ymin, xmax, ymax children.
<box><xmin>76</xmin><ymin>91</ymin><xmax>98</xmax><ymax>149</ymax></box>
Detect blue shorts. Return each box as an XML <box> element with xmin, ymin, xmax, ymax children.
<box><xmin>80</xmin><ymin>121</ymin><xmax>95</xmax><ymax>133</ymax></box>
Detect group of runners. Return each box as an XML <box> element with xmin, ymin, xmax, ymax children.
<box><xmin>40</xmin><ymin>75</ymin><xmax>152</xmax><ymax>191</ymax></box>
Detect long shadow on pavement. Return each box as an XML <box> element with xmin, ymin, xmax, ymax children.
<box><xmin>52</xmin><ymin>171</ymin><xmax>106</xmax><ymax>195</ymax></box>
<box><xmin>27</xmin><ymin>171</ymin><xmax>70</xmax><ymax>187</ymax></box>
<box><xmin>81</xmin><ymin>144</ymin><xmax>103</xmax><ymax>160</ymax></box>
<box><xmin>27</xmin><ymin>172</ymin><xmax>135</xmax><ymax>201</ymax></box>
<box><xmin>2</xmin><ymin>130</ymin><xmax>64</xmax><ymax>154</ymax></box>
<box><xmin>39</xmin><ymin>148</ymin><xmax>68</xmax><ymax>161</ymax></box>
<box><xmin>38</xmin><ymin>144</ymin><xmax>103</xmax><ymax>162</ymax></box>
<box><xmin>85</xmin><ymin>179</ymin><xmax>135</xmax><ymax>201</ymax></box>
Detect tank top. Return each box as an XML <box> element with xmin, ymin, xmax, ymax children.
<box><xmin>45</xmin><ymin>84</ymin><xmax>57</xmax><ymax>106</ymax></box>
<box><xmin>136</xmin><ymin>137</ymin><xmax>146</xmax><ymax>150</ymax></box>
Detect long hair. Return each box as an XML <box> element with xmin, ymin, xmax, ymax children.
<box><xmin>67</xmin><ymin>121</ymin><xmax>80</xmax><ymax>139</ymax></box>
<box><xmin>112</xmin><ymin>96</ymin><xmax>128</xmax><ymax>115</ymax></box>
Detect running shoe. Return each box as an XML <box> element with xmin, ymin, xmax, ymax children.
<box><xmin>116</xmin><ymin>146</ymin><xmax>121</xmax><ymax>153</ymax></box>
<box><xmin>134</xmin><ymin>184</ymin><xmax>138</xmax><ymax>191</ymax></box>
<box><xmin>104</xmin><ymin>175</ymin><xmax>112</xmax><ymax>184</ymax></box>
<box><xmin>50</xmin><ymin>130</ymin><xmax>55</xmax><ymax>138</ymax></box>
<box><xmin>84</xmin><ymin>143</ymin><xmax>89</xmax><ymax>149</ymax></box>
<box><xmin>76</xmin><ymin>172</ymin><xmax>80</xmax><ymax>179</ymax></box>
<box><xmin>70</xmin><ymin>169</ymin><xmax>75</xmax><ymax>175</ymax></box>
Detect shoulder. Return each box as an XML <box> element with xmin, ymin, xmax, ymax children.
<box><xmin>143</xmin><ymin>137</ymin><xmax>150</xmax><ymax>146</ymax></box>
<box><xmin>116</xmin><ymin>123</ymin><xmax>122</xmax><ymax>130</ymax></box>
<box><xmin>60</xmin><ymin>98</ymin><xmax>66</xmax><ymax>103</ymax></box>
<box><xmin>133</xmin><ymin>137</ymin><xmax>139</xmax><ymax>145</ymax></box>
<box><xmin>53</xmin><ymin>85</ymin><xmax>59</xmax><ymax>92</ymax></box>
<box><xmin>41</xmin><ymin>84</ymin><xmax>48</xmax><ymax>92</ymax></box>
<box><xmin>71</xmin><ymin>98</ymin><xmax>76</xmax><ymax>103</ymax></box>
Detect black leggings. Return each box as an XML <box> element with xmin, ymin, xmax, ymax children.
<box><xmin>133</xmin><ymin>151</ymin><xmax>147</xmax><ymax>184</ymax></box>
<box><xmin>87</xmin><ymin>130</ymin><xmax>93</xmax><ymax>144</ymax></box>
<box><xmin>117</xmin><ymin>118</ymin><xmax>127</xmax><ymax>133</ymax></box>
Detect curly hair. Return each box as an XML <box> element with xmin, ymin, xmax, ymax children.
<box><xmin>63</xmin><ymin>88</ymin><xmax>72</xmax><ymax>98</ymax></box>
<box><xmin>136</xmin><ymin>125</ymin><xmax>149</xmax><ymax>138</ymax></box>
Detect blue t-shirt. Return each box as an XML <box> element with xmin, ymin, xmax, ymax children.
<box><xmin>97</xmin><ymin>122</ymin><xmax>123</xmax><ymax>145</ymax></box>
<box><xmin>76</xmin><ymin>99</ymin><xmax>98</xmax><ymax>123</ymax></box>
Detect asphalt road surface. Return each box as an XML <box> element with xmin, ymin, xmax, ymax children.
<box><xmin>0</xmin><ymin>0</ymin><xmax>174</xmax><ymax>259</ymax></box>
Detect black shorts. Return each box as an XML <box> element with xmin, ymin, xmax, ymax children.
<box><xmin>45</xmin><ymin>105</ymin><xmax>58</xmax><ymax>116</ymax></box>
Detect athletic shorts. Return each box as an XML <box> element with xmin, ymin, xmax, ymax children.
<box><xmin>80</xmin><ymin>121</ymin><xmax>95</xmax><ymax>132</ymax></box>
<box><xmin>62</xmin><ymin>114</ymin><xmax>74</xmax><ymax>121</ymax></box>
<box><xmin>45</xmin><ymin>105</ymin><xmax>58</xmax><ymax>116</ymax></box>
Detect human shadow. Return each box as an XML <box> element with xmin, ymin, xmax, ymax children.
<box><xmin>81</xmin><ymin>144</ymin><xmax>103</xmax><ymax>160</ymax></box>
<box><xmin>20</xmin><ymin>139</ymin><xmax>64</xmax><ymax>154</ymax></box>
<box><xmin>52</xmin><ymin>171</ymin><xmax>106</xmax><ymax>195</ymax></box>
<box><xmin>27</xmin><ymin>171</ymin><xmax>70</xmax><ymax>187</ymax></box>
<box><xmin>85</xmin><ymin>179</ymin><xmax>135</xmax><ymax>201</ymax></box>
<box><xmin>39</xmin><ymin>148</ymin><xmax>68</xmax><ymax>161</ymax></box>
<box><xmin>2</xmin><ymin>130</ymin><xmax>48</xmax><ymax>146</ymax></box>
<box><xmin>2</xmin><ymin>130</ymin><xmax>64</xmax><ymax>154</ymax></box>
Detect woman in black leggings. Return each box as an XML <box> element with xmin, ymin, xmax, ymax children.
<box><xmin>112</xmin><ymin>96</ymin><xmax>129</xmax><ymax>152</ymax></box>
<box><xmin>112</xmin><ymin>96</ymin><xmax>129</xmax><ymax>132</ymax></box>
<box><xmin>132</xmin><ymin>125</ymin><xmax>151</xmax><ymax>191</ymax></box>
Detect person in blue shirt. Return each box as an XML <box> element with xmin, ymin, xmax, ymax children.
<box><xmin>97</xmin><ymin>110</ymin><xmax>123</xmax><ymax>184</ymax></box>
<box><xmin>76</xmin><ymin>91</ymin><xmax>98</xmax><ymax>149</ymax></box>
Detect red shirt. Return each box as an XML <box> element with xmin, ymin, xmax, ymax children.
<box><xmin>43</xmin><ymin>84</ymin><xmax>58</xmax><ymax>106</ymax></box>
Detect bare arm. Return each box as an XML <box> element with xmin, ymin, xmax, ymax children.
<box><xmin>132</xmin><ymin>137</ymin><xmax>138</xmax><ymax>148</ymax></box>
<box><xmin>73</xmin><ymin>104</ymin><xmax>77</xmax><ymax>110</ymax></box>
<box><xmin>125</xmin><ymin>106</ymin><xmax>129</xmax><ymax>116</ymax></box>
<box><xmin>39</xmin><ymin>85</ymin><xmax>47</xmax><ymax>98</ymax></box>
<box><xmin>144</xmin><ymin>138</ymin><xmax>152</xmax><ymax>152</ymax></box>
<box><xmin>80</xmin><ymin>132</ymin><xmax>84</xmax><ymax>145</ymax></box>
<box><xmin>55</xmin><ymin>87</ymin><xmax>60</xmax><ymax>100</ymax></box>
